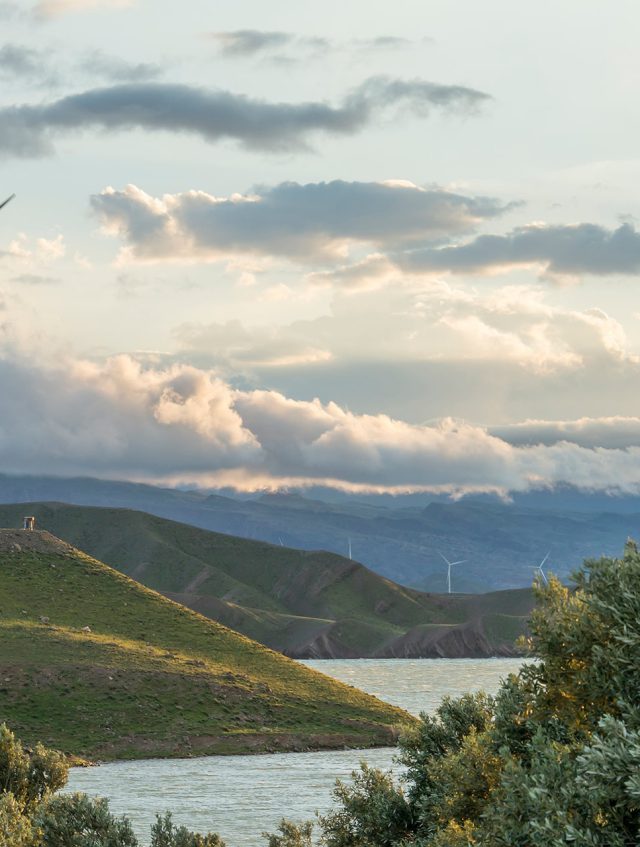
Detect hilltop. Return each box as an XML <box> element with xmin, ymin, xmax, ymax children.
<box><xmin>0</xmin><ymin>474</ymin><xmax>635</xmax><ymax>590</ymax></box>
<box><xmin>0</xmin><ymin>504</ymin><xmax>533</xmax><ymax>658</ymax></box>
<box><xmin>0</xmin><ymin>529</ymin><xmax>411</xmax><ymax>760</ymax></box>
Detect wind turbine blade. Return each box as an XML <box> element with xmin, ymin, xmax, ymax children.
<box><xmin>0</xmin><ymin>193</ymin><xmax>15</xmax><ymax>211</ymax></box>
<box><xmin>450</xmin><ymin>560</ymin><xmax>466</xmax><ymax>566</ymax></box>
<box><xmin>438</xmin><ymin>552</ymin><xmax>452</xmax><ymax>565</ymax></box>
<box><xmin>539</xmin><ymin>552</ymin><xmax>550</xmax><ymax>569</ymax></box>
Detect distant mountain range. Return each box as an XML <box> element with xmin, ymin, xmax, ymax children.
<box><xmin>0</xmin><ymin>502</ymin><xmax>533</xmax><ymax>659</ymax></box>
<box><xmin>0</xmin><ymin>527</ymin><xmax>409</xmax><ymax>760</ymax></box>
<box><xmin>0</xmin><ymin>474</ymin><xmax>637</xmax><ymax>591</ymax></box>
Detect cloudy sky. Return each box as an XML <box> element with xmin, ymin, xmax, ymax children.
<box><xmin>2</xmin><ymin>0</ymin><xmax>640</xmax><ymax>495</ymax></box>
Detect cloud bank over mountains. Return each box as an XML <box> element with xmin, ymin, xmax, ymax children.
<box><xmin>0</xmin><ymin>76</ymin><xmax>489</xmax><ymax>157</ymax></box>
<box><xmin>1</xmin><ymin>348</ymin><xmax>640</xmax><ymax>495</ymax></box>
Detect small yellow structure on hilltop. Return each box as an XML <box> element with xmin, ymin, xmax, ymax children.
<box><xmin>23</xmin><ymin>516</ymin><xmax>36</xmax><ymax>531</ymax></box>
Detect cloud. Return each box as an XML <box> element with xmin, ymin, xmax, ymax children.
<box><xmin>0</xmin><ymin>354</ymin><xmax>259</xmax><ymax>478</ymax></box>
<box><xmin>489</xmin><ymin>417</ymin><xmax>640</xmax><ymax>450</ymax></box>
<box><xmin>357</xmin><ymin>36</ymin><xmax>414</xmax><ymax>49</ymax></box>
<box><xmin>174</xmin><ymin>281</ymin><xmax>640</xmax><ymax>427</ymax></box>
<box><xmin>208</xmin><ymin>30</ymin><xmax>428</xmax><ymax>62</ymax></box>
<box><xmin>306</xmin><ymin>254</ymin><xmax>396</xmax><ymax>289</ymax></box>
<box><xmin>0</xmin><ymin>2</ymin><xmax>21</xmax><ymax>19</ymax></box>
<box><xmin>0</xmin><ymin>44</ymin><xmax>44</xmax><ymax>79</ymax></box>
<box><xmin>10</xmin><ymin>273</ymin><xmax>60</xmax><ymax>284</ymax></box>
<box><xmin>34</xmin><ymin>0</ymin><xmax>132</xmax><ymax>18</ymax></box>
<box><xmin>0</xmin><ymin>75</ymin><xmax>490</xmax><ymax>158</ymax></box>
<box><xmin>177</xmin><ymin>283</ymin><xmax>631</xmax><ymax>375</ymax></box>
<box><xmin>397</xmin><ymin>222</ymin><xmax>640</xmax><ymax>280</ymax></box>
<box><xmin>209</xmin><ymin>30</ymin><xmax>300</xmax><ymax>57</ymax></box>
<box><xmin>0</xmin><ymin>43</ymin><xmax>155</xmax><ymax>88</ymax></box>
<box><xmin>2</xmin><ymin>347</ymin><xmax>640</xmax><ymax>495</ymax></box>
<box><xmin>91</xmin><ymin>180</ymin><xmax>509</xmax><ymax>264</ymax></box>
<box><xmin>1</xmin><ymin>233</ymin><xmax>66</xmax><ymax>265</ymax></box>
<box><xmin>79</xmin><ymin>50</ymin><xmax>162</xmax><ymax>83</ymax></box>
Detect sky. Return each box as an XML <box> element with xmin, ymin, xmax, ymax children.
<box><xmin>2</xmin><ymin>0</ymin><xmax>640</xmax><ymax>495</ymax></box>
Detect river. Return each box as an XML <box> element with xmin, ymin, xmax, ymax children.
<box><xmin>66</xmin><ymin>658</ymin><xmax>525</xmax><ymax>845</ymax></box>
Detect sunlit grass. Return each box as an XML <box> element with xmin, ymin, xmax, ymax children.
<box><xmin>0</xmin><ymin>545</ymin><xmax>413</xmax><ymax>760</ymax></box>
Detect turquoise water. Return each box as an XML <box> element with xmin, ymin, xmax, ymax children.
<box><xmin>66</xmin><ymin>657</ymin><xmax>525</xmax><ymax>845</ymax></box>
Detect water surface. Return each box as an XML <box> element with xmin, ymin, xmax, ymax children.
<box><xmin>67</xmin><ymin>657</ymin><xmax>525</xmax><ymax>845</ymax></box>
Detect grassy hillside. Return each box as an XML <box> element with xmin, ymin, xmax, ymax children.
<box><xmin>0</xmin><ymin>504</ymin><xmax>534</xmax><ymax>657</ymax></box>
<box><xmin>0</xmin><ymin>529</ymin><xmax>412</xmax><ymax>761</ymax></box>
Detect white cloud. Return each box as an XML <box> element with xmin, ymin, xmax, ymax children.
<box><xmin>173</xmin><ymin>281</ymin><xmax>640</xmax><ymax>428</ymax></box>
<box><xmin>2</xmin><ymin>233</ymin><xmax>66</xmax><ymax>265</ymax></box>
<box><xmin>178</xmin><ymin>281</ymin><xmax>634</xmax><ymax>375</ymax></box>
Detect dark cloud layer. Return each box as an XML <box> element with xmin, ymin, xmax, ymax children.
<box><xmin>0</xmin><ymin>76</ymin><xmax>490</xmax><ymax>157</ymax></box>
<box><xmin>398</xmin><ymin>222</ymin><xmax>640</xmax><ymax>277</ymax></box>
<box><xmin>91</xmin><ymin>180</ymin><xmax>510</xmax><ymax>262</ymax></box>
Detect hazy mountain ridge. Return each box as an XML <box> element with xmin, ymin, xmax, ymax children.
<box><xmin>0</xmin><ymin>475</ymin><xmax>637</xmax><ymax>591</ymax></box>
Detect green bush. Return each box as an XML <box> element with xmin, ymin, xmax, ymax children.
<box><xmin>0</xmin><ymin>724</ymin><xmax>68</xmax><ymax>815</ymax></box>
<box><xmin>262</xmin><ymin>819</ymin><xmax>313</xmax><ymax>847</ymax></box>
<box><xmin>0</xmin><ymin>726</ymin><xmax>226</xmax><ymax>847</ymax></box>
<box><xmin>35</xmin><ymin>794</ymin><xmax>138</xmax><ymax>847</ymax></box>
<box><xmin>287</xmin><ymin>544</ymin><xmax>640</xmax><ymax>846</ymax></box>
<box><xmin>0</xmin><ymin>793</ymin><xmax>37</xmax><ymax>847</ymax></box>
<box><xmin>150</xmin><ymin>812</ymin><xmax>225</xmax><ymax>847</ymax></box>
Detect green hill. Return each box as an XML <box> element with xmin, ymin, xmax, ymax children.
<box><xmin>0</xmin><ymin>504</ymin><xmax>534</xmax><ymax>658</ymax></box>
<box><xmin>0</xmin><ymin>529</ymin><xmax>412</xmax><ymax>761</ymax></box>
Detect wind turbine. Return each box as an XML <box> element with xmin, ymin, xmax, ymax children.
<box><xmin>348</xmin><ymin>537</ymin><xmax>352</xmax><ymax>561</ymax></box>
<box><xmin>0</xmin><ymin>194</ymin><xmax>15</xmax><ymax>211</ymax></box>
<box><xmin>533</xmin><ymin>552</ymin><xmax>550</xmax><ymax>585</ymax></box>
<box><xmin>439</xmin><ymin>552</ymin><xmax>466</xmax><ymax>594</ymax></box>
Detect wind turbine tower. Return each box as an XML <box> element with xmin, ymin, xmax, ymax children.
<box><xmin>534</xmin><ymin>552</ymin><xmax>550</xmax><ymax>585</ymax></box>
<box><xmin>348</xmin><ymin>537</ymin><xmax>352</xmax><ymax>561</ymax></box>
<box><xmin>439</xmin><ymin>552</ymin><xmax>467</xmax><ymax>594</ymax></box>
